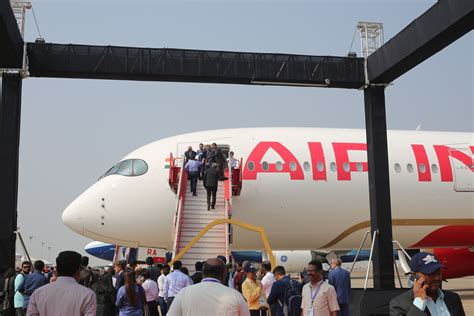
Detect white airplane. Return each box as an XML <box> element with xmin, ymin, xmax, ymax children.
<box><xmin>62</xmin><ymin>128</ymin><xmax>474</xmax><ymax>278</ymax></box>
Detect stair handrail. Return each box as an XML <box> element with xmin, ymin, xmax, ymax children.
<box><xmin>169</xmin><ymin>218</ymin><xmax>276</xmax><ymax>269</ymax></box>
<box><xmin>168</xmin><ymin>152</ymin><xmax>174</xmax><ymax>188</ymax></box>
<box><xmin>168</xmin><ymin>153</ymin><xmax>184</xmax><ymax>193</ymax></box>
<box><xmin>224</xmin><ymin>167</ymin><xmax>231</xmax><ymax>260</ymax></box>
<box><xmin>171</xmin><ymin>157</ymin><xmax>187</xmax><ymax>257</ymax></box>
<box><xmin>231</xmin><ymin>157</ymin><xmax>243</xmax><ymax>196</ymax></box>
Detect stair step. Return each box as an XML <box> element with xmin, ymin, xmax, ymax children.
<box><xmin>184</xmin><ymin>206</ymin><xmax>226</xmax><ymax>212</ymax></box>
<box><xmin>184</xmin><ymin>207</ymin><xmax>226</xmax><ymax>212</ymax></box>
<box><xmin>179</xmin><ymin>248</ymin><xmax>226</xmax><ymax>255</ymax></box>
<box><xmin>184</xmin><ymin>200</ymin><xmax>225</xmax><ymax>206</ymax></box>
<box><xmin>180</xmin><ymin>230</ymin><xmax>224</xmax><ymax>238</ymax></box>
<box><xmin>180</xmin><ymin>230</ymin><xmax>225</xmax><ymax>237</ymax></box>
<box><xmin>180</xmin><ymin>235</ymin><xmax>224</xmax><ymax>244</ymax></box>
<box><xmin>181</xmin><ymin>214</ymin><xmax>227</xmax><ymax>221</ymax></box>
<box><xmin>180</xmin><ymin>223</ymin><xmax>226</xmax><ymax>231</ymax></box>
<box><xmin>184</xmin><ymin>198</ymin><xmax>225</xmax><ymax>203</ymax></box>
<box><xmin>180</xmin><ymin>220</ymin><xmax>227</xmax><ymax>226</ymax></box>
<box><xmin>180</xmin><ymin>240</ymin><xmax>225</xmax><ymax>248</ymax></box>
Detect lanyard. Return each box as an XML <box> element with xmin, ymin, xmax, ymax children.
<box><xmin>310</xmin><ymin>282</ymin><xmax>322</xmax><ymax>304</ymax></box>
<box><xmin>201</xmin><ymin>278</ymin><xmax>221</xmax><ymax>284</ymax></box>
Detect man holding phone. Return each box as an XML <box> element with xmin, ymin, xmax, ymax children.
<box><xmin>389</xmin><ymin>252</ymin><xmax>465</xmax><ymax>315</ymax></box>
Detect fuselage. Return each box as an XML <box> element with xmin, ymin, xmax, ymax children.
<box><xmin>62</xmin><ymin>128</ymin><xmax>474</xmax><ymax>251</ymax></box>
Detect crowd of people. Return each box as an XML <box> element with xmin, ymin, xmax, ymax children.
<box><xmin>0</xmin><ymin>250</ymin><xmax>465</xmax><ymax>315</ymax></box>
<box><xmin>184</xmin><ymin>144</ymin><xmax>239</xmax><ymax>210</ymax></box>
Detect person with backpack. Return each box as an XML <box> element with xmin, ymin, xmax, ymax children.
<box><xmin>18</xmin><ymin>260</ymin><xmax>47</xmax><ymax>310</ymax></box>
<box><xmin>79</xmin><ymin>256</ymin><xmax>96</xmax><ymax>288</ymax></box>
<box><xmin>14</xmin><ymin>261</ymin><xmax>31</xmax><ymax>316</ymax></box>
<box><xmin>0</xmin><ymin>268</ymin><xmax>16</xmax><ymax>316</ymax></box>
<box><xmin>267</xmin><ymin>266</ymin><xmax>291</xmax><ymax>316</ymax></box>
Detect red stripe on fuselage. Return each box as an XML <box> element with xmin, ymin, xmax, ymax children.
<box><xmin>410</xmin><ymin>225</ymin><xmax>474</xmax><ymax>248</ymax></box>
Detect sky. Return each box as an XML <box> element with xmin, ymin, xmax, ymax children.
<box><xmin>14</xmin><ymin>0</ymin><xmax>473</xmax><ymax>265</ymax></box>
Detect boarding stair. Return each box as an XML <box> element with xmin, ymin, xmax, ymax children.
<box><xmin>176</xmin><ymin>184</ymin><xmax>227</xmax><ymax>272</ymax></box>
<box><xmin>168</xmin><ymin>151</ymin><xmax>243</xmax><ymax>273</ymax></box>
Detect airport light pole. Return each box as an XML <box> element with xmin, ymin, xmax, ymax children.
<box><xmin>29</xmin><ymin>236</ymin><xmax>33</xmax><ymax>256</ymax></box>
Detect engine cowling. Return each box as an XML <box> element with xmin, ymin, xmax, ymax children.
<box><xmin>434</xmin><ymin>248</ymin><xmax>474</xmax><ymax>279</ymax></box>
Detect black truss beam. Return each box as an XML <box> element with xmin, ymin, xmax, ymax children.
<box><xmin>27</xmin><ymin>43</ymin><xmax>365</xmax><ymax>89</ymax></box>
<box><xmin>0</xmin><ymin>74</ymin><xmax>22</xmax><ymax>277</ymax></box>
<box><xmin>0</xmin><ymin>0</ymin><xmax>23</xmax><ymax>68</ymax></box>
<box><xmin>368</xmin><ymin>0</ymin><xmax>474</xmax><ymax>84</ymax></box>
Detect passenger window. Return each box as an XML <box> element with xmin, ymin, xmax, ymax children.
<box><xmin>276</xmin><ymin>161</ymin><xmax>283</xmax><ymax>171</ymax></box>
<box><xmin>356</xmin><ymin>162</ymin><xmax>363</xmax><ymax>172</ymax></box>
<box><xmin>343</xmin><ymin>162</ymin><xmax>350</xmax><ymax>172</ymax></box>
<box><xmin>117</xmin><ymin>160</ymin><xmax>133</xmax><ymax>176</ymax></box>
<box><xmin>247</xmin><ymin>161</ymin><xmax>255</xmax><ymax>171</ymax></box>
<box><xmin>303</xmin><ymin>161</ymin><xmax>311</xmax><ymax>172</ymax></box>
<box><xmin>431</xmin><ymin>164</ymin><xmax>439</xmax><ymax>174</ymax></box>
<box><xmin>419</xmin><ymin>163</ymin><xmax>426</xmax><ymax>174</ymax></box>
<box><xmin>394</xmin><ymin>163</ymin><xmax>401</xmax><ymax>173</ymax></box>
<box><xmin>407</xmin><ymin>163</ymin><xmax>414</xmax><ymax>173</ymax></box>
<box><xmin>330</xmin><ymin>162</ymin><xmax>336</xmax><ymax>172</ymax></box>
<box><xmin>317</xmin><ymin>161</ymin><xmax>325</xmax><ymax>172</ymax></box>
<box><xmin>133</xmin><ymin>159</ymin><xmax>148</xmax><ymax>176</ymax></box>
<box><xmin>261</xmin><ymin>161</ymin><xmax>269</xmax><ymax>171</ymax></box>
<box><xmin>289</xmin><ymin>162</ymin><xmax>297</xmax><ymax>171</ymax></box>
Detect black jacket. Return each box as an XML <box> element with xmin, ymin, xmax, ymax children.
<box><xmin>184</xmin><ymin>150</ymin><xmax>196</xmax><ymax>162</ymax></box>
<box><xmin>203</xmin><ymin>168</ymin><xmax>227</xmax><ymax>188</ymax></box>
<box><xmin>389</xmin><ymin>289</ymin><xmax>465</xmax><ymax>316</ymax></box>
<box><xmin>267</xmin><ymin>276</ymin><xmax>291</xmax><ymax>316</ymax></box>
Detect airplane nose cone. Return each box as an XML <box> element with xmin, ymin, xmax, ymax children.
<box><xmin>62</xmin><ymin>200</ymin><xmax>84</xmax><ymax>235</ymax></box>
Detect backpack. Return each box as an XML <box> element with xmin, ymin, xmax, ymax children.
<box><xmin>286</xmin><ymin>279</ymin><xmax>301</xmax><ymax>300</ymax></box>
<box><xmin>279</xmin><ymin>279</ymin><xmax>301</xmax><ymax>316</ymax></box>
<box><xmin>79</xmin><ymin>267</ymin><xmax>97</xmax><ymax>288</ymax></box>
<box><xmin>0</xmin><ymin>276</ymin><xmax>16</xmax><ymax>314</ymax></box>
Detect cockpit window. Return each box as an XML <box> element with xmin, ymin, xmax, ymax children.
<box><xmin>133</xmin><ymin>159</ymin><xmax>148</xmax><ymax>176</ymax></box>
<box><xmin>101</xmin><ymin>159</ymin><xmax>148</xmax><ymax>179</ymax></box>
<box><xmin>117</xmin><ymin>160</ymin><xmax>133</xmax><ymax>176</ymax></box>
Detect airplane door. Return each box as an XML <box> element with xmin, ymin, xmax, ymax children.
<box><xmin>450</xmin><ymin>148</ymin><xmax>474</xmax><ymax>192</ymax></box>
<box><xmin>176</xmin><ymin>142</ymin><xmax>202</xmax><ymax>158</ymax></box>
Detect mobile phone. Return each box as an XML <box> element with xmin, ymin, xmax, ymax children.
<box><xmin>415</xmin><ymin>273</ymin><xmax>428</xmax><ymax>287</ymax></box>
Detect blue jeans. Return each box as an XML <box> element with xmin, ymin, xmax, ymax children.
<box><xmin>338</xmin><ymin>303</ymin><xmax>350</xmax><ymax>316</ymax></box>
<box><xmin>158</xmin><ymin>297</ymin><xmax>167</xmax><ymax>316</ymax></box>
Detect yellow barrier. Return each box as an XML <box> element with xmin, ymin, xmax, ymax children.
<box><xmin>171</xmin><ymin>219</ymin><xmax>275</xmax><ymax>268</ymax></box>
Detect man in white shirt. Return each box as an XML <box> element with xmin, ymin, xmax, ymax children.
<box><xmin>140</xmin><ymin>269</ymin><xmax>160</xmax><ymax>316</ymax></box>
<box><xmin>27</xmin><ymin>251</ymin><xmax>97</xmax><ymax>316</ymax></box>
<box><xmin>168</xmin><ymin>258</ymin><xmax>250</xmax><ymax>316</ymax></box>
<box><xmin>158</xmin><ymin>265</ymin><xmax>170</xmax><ymax>316</ymax></box>
<box><xmin>301</xmin><ymin>260</ymin><xmax>339</xmax><ymax>316</ymax></box>
<box><xmin>260</xmin><ymin>261</ymin><xmax>276</xmax><ymax>298</ymax></box>
<box><xmin>227</xmin><ymin>151</ymin><xmax>240</xmax><ymax>169</ymax></box>
<box><xmin>163</xmin><ymin>261</ymin><xmax>192</xmax><ymax>308</ymax></box>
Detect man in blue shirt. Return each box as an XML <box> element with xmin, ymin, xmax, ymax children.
<box><xmin>185</xmin><ymin>153</ymin><xmax>202</xmax><ymax>196</ymax></box>
<box><xmin>19</xmin><ymin>260</ymin><xmax>47</xmax><ymax>309</ymax></box>
<box><xmin>328</xmin><ymin>258</ymin><xmax>351</xmax><ymax>316</ymax></box>
<box><xmin>14</xmin><ymin>261</ymin><xmax>31</xmax><ymax>315</ymax></box>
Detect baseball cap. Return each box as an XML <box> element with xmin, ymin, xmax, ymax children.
<box><xmin>409</xmin><ymin>252</ymin><xmax>445</xmax><ymax>275</ymax></box>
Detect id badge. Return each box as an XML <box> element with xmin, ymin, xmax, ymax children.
<box><xmin>307</xmin><ymin>306</ymin><xmax>314</xmax><ymax>316</ymax></box>
<box><xmin>259</xmin><ymin>296</ymin><xmax>266</xmax><ymax>307</ymax></box>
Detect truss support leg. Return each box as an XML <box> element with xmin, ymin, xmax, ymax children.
<box><xmin>364</xmin><ymin>85</ymin><xmax>395</xmax><ymax>290</ymax></box>
<box><xmin>0</xmin><ymin>74</ymin><xmax>22</xmax><ymax>275</ymax></box>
